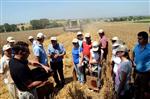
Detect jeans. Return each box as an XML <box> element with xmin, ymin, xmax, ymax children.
<box><xmin>74</xmin><ymin>64</ymin><xmax>84</xmax><ymax>83</ymax></box>
<box><xmin>50</xmin><ymin>61</ymin><xmax>65</xmax><ymax>85</ymax></box>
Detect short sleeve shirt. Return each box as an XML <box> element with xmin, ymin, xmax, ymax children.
<box><xmin>9</xmin><ymin>58</ymin><xmax>33</xmax><ymax>91</ymax></box>
<box><xmin>133</xmin><ymin>43</ymin><xmax>150</xmax><ymax>72</ymax></box>
<box><xmin>33</xmin><ymin>43</ymin><xmax>48</xmax><ymax>65</ymax></box>
<box><xmin>72</xmin><ymin>47</ymin><xmax>83</xmax><ymax>64</ymax></box>
<box><xmin>48</xmin><ymin>43</ymin><xmax>66</xmax><ymax>62</ymax></box>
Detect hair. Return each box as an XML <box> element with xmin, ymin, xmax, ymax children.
<box><xmin>13</xmin><ymin>41</ymin><xmax>29</xmax><ymax>54</ymax></box>
<box><xmin>137</xmin><ymin>31</ymin><xmax>148</xmax><ymax>40</ymax></box>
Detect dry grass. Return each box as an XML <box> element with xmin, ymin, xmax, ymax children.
<box><xmin>0</xmin><ymin>22</ymin><xmax>149</xmax><ymax>99</ymax></box>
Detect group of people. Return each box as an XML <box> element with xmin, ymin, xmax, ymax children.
<box><xmin>111</xmin><ymin>31</ymin><xmax>150</xmax><ymax>99</ymax></box>
<box><xmin>0</xmin><ymin>29</ymin><xmax>149</xmax><ymax>99</ymax></box>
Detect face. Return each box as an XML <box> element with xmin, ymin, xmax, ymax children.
<box><xmin>51</xmin><ymin>40</ymin><xmax>57</xmax><ymax>46</ymax></box>
<box><xmin>85</xmin><ymin>37</ymin><xmax>91</xmax><ymax>42</ymax></box>
<box><xmin>4</xmin><ymin>49</ymin><xmax>12</xmax><ymax>57</ymax></box>
<box><xmin>72</xmin><ymin>42</ymin><xmax>79</xmax><ymax>48</ymax></box>
<box><xmin>138</xmin><ymin>36</ymin><xmax>145</xmax><ymax>45</ymax></box>
<box><xmin>116</xmin><ymin>51</ymin><xmax>124</xmax><ymax>57</ymax></box>
<box><xmin>112</xmin><ymin>40</ymin><xmax>116</xmax><ymax>44</ymax></box>
<box><xmin>77</xmin><ymin>35</ymin><xmax>83</xmax><ymax>40</ymax></box>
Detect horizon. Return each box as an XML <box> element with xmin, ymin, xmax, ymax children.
<box><xmin>0</xmin><ymin>0</ymin><xmax>149</xmax><ymax>25</ymax></box>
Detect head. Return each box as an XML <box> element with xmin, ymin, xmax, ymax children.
<box><xmin>85</xmin><ymin>33</ymin><xmax>91</xmax><ymax>43</ymax></box>
<box><xmin>77</xmin><ymin>31</ymin><xmax>83</xmax><ymax>40</ymax></box>
<box><xmin>28</xmin><ymin>36</ymin><xmax>34</xmax><ymax>43</ymax></box>
<box><xmin>13</xmin><ymin>41</ymin><xmax>30</xmax><ymax>60</ymax></box>
<box><xmin>98</xmin><ymin>29</ymin><xmax>105</xmax><ymax>38</ymax></box>
<box><xmin>116</xmin><ymin>45</ymin><xmax>130</xmax><ymax>59</ymax></box>
<box><xmin>7</xmin><ymin>36</ymin><xmax>15</xmax><ymax>46</ymax></box>
<box><xmin>50</xmin><ymin>37</ymin><xmax>57</xmax><ymax>46</ymax></box>
<box><xmin>137</xmin><ymin>31</ymin><xmax>148</xmax><ymax>45</ymax></box>
<box><xmin>3</xmin><ymin>44</ymin><xmax>12</xmax><ymax>57</ymax></box>
<box><xmin>36</xmin><ymin>32</ymin><xmax>46</xmax><ymax>43</ymax></box>
<box><xmin>72</xmin><ymin>38</ymin><xmax>79</xmax><ymax>48</ymax></box>
<box><xmin>111</xmin><ymin>36</ymin><xmax>119</xmax><ymax>44</ymax></box>
<box><xmin>92</xmin><ymin>41</ymin><xmax>100</xmax><ymax>52</ymax></box>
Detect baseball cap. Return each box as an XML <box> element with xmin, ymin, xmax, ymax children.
<box><xmin>116</xmin><ymin>45</ymin><xmax>129</xmax><ymax>52</ymax></box>
<box><xmin>92</xmin><ymin>41</ymin><xmax>99</xmax><ymax>51</ymax></box>
<box><xmin>7</xmin><ymin>37</ymin><xmax>15</xmax><ymax>43</ymax></box>
<box><xmin>112</xmin><ymin>36</ymin><xmax>119</xmax><ymax>41</ymax></box>
<box><xmin>77</xmin><ymin>31</ymin><xmax>82</xmax><ymax>36</ymax></box>
<box><xmin>50</xmin><ymin>37</ymin><xmax>57</xmax><ymax>41</ymax></box>
<box><xmin>28</xmin><ymin>36</ymin><xmax>34</xmax><ymax>40</ymax></box>
<box><xmin>72</xmin><ymin>38</ymin><xmax>78</xmax><ymax>43</ymax></box>
<box><xmin>37</xmin><ymin>32</ymin><xmax>46</xmax><ymax>39</ymax></box>
<box><xmin>85</xmin><ymin>33</ymin><xmax>91</xmax><ymax>38</ymax></box>
<box><xmin>3</xmin><ymin>44</ymin><xmax>11</xmax><ymax>51</ymax></box>
<box><xmin>97</xmin><ymin>29</ymin><xmax>104</xmax><ymax>34</ymax></box>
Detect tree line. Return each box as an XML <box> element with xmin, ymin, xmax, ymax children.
<box><xmin>0</xmin><ymin>18</ymin><xmax>63</xmax><ymax>33</ymax></box>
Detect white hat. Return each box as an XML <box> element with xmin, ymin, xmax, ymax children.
<box><xmin>116</xmin><ymin>45</ymin><xmax>129</xmax><ymax>52</ymax></box>
<box><xmin>37</xmin><ymin>32</ymin><xmax>46</xmax><ymax>39</ymax></box>
<box><xmin>112</xmin><ymin>40</ymin><xmax>125</xmax><ymax>47</ymax></box>
<box><xmin>7</xmin><ymin>37</ymin><xmax>15</xmax><ymax>43</ymax></box>
<box><xmin>3</xmin><ymin>44</ymin><xmax>11</xmax><ymax>51</ymax></box>
<box><xmin>92</xmin><ymin>41</ymin><xmax>99</xmax><ymax>51</ymax></box>
<box><xmin>50</xmin><ymin>37</ymin><xmax>57</xmax><ymax>41</ymax></box>
<box><xmin>77</xmin><ymin>31</ymin><xmax>82</xmax><ymax>36</ymax></box>
<box><xmin>28</xmin><ymin>36</ymin><xmax>34</xmax><ymax>40</ymax></box>
<box><xmin>112</xmin><ymin>36</ymin><xmax>119</xmax><ymax>41</ymax></box>
<box><xmin>85</xmin><ymin>33</ymin><xmax>91</xmax><ymax>38</ymax></box>
<box><xmin>72</xmin><ymin>38</ymin><xmax>78</xmax><ymax>43</ymax></box>
<box><xmin>97</xmin><ymin>29</ymin><xmax>104</xmax><ymax>34</ymax></box>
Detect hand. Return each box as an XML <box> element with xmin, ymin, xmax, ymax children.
<box><xmin>42</xmin><ymin>65</ymin><xmax>50</xmax><ymax>73</ymax></box>
<box><xmin>54</xmin><ymin>54</ymin><xmax>59</xmax><ymax>59</ymax></box>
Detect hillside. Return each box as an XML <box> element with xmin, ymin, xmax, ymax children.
<box><xmin>0</xmin><ymin>22</ymin><xmax>149</xmax><ymax>99</ymax></box>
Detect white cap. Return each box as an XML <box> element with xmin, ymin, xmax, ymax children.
<box><xmin>85</xmin><ymin>33</ymin><xmax>91</xmax><ymax>38</ymax></box>
<box><xmin>72</xmin><ymin>38</ymin><xmax>78</xmax><ymax>43</ymax></box>
<box><xmin>7</xmin><ymin>37</ymin><xmax>15</xmax><ymax>43</ymax></box>
<box><xmin>112</xmin><ymin>40</ymin><xmax>125</xmax><ymax>47</ymax></box>
<box><xmin>3</xmin><ymin>44</ymin><xmax>11</xmax><ymax>51</ymax></box>
<box><xmin>97</xmin><ymin>29</ymin><xmax>104</xmax><ymax>34</ymax></box>
<box><xmin>77</xmin><ymin>31</ymin><xmax>82</xmax><ymax>36</ymax></box>
<box><xmin>50</xmin><ymin>37</ymin><xmax>57</xmax><ymax>41</ymax></box>
<box><xmin>37</xmin><ymin>32</ymin><xmax>46</xmax><ymax>39</ymax></box>
<box><xmin>28</xmin><ymin>36</ymin><xmax>34</xmax><ymax>40</ymax></box>
<box><xmin>112</xmin><ymin>36</ymin><xmax>119</xmax><ymax>41</ymax></box>
<box><xmin>92</xmin><ymin>41</ymin><xmax>99</xmax><ymax>51</ymax></box>
<box><xmin>116</xmin><ymin>45</ymin><xmax>129</xmax><ymax>52</ymax></box>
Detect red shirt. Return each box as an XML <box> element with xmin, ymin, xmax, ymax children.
<box><xmin>82</xmin><ymin>41</ymin><xmax>92</xmax><ymax>59</ymax></box>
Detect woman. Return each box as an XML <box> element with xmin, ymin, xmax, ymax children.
<box><xmin>89</xmin><ymin>41</ymin><xmax>103</xmax><ymax>89</ymax></box>
<box><xmin>115</xmin><ymin>45</ymin><xmax>132</xmax><ymax>99</ymax></box>
<box><xmin>72</xmin><ymin>38</ymin><xmax>84</xmax><ymax>84</ymax></box>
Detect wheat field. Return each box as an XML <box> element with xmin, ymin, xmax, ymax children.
<box><xmin>0</xmin><ymin>22</ymin><xmax>149</xmax><ymax>99</ymax></box>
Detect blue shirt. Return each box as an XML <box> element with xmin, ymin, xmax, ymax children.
<box><xmin>133</xmin><ymin>43</ymin><xmax>150</xmax><ymax>72</ymax></box>
<box><xmin>72</xmin><ymin>47</ymin><xmax>83</xmax><ymax>64</ymax></box>
<box><xmin>33</xmin><ymin>43</ymin><xmax>48</xmax><ymax>65</ymax></box>
<box><xmin>48</xmin><ymin>43</ymin><xmax>66</xmax><ymax>62</ymax></box>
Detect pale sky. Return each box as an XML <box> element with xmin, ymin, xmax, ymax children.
<box><xmin>0</xmin><ymin>0</ymin><xmax>150</xmax><ymax>24</ymax></box>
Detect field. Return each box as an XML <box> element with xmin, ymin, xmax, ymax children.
<box><xmin>0</xmin><ymin>22</ymin><xmax>149</xmax><ymax>99</ymax></box>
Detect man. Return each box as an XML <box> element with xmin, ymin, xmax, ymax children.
<box><xmin>132</xmin><ymin>31</ymin><xmax>150</xmax><ymax>99</ymax></box>
<box><xmin>76</xmin><ymin>31</ymin><xmax>83</xmax><ymax>48</ymax></box>
<box><xmin>28</xmin><ymin>36</ymin><xmax>37</xmax><ymax>48</ymax></box>
<box><xmin>98</xmin><ymin>29</ymin><xmax>108</xmax><ymax>60</ymax></box>
<box><xmin>33</xmin><ymin>32</ymin><xmax>49</xmax><ymax>66</ymax></box>
<box><xmin>0</xmin><ymin>44</ymin><xmax>18</xmax><ymax>99</ymax></box>
<box><xmin>82</xmin><ymin>33</ymin><xmax>92</xmax><ymax>82</ymax></box>
<box><xmin>48</xmin><ymin>36</ymin><xmax>66</xmax><ymax>87</ymax></box>
<box><xmin>9</xmin><ymin>41</ymin><xmax>51</xmax><ymax>99</ymax></box>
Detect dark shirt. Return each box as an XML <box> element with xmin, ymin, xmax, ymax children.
<box><xmin>9</xmin><ymin>58</ymin><xmax>33</xmax><ymax>91</ymax></box>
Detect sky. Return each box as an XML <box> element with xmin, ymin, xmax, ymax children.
<box><xmin>0</xmin><ymin>0</ymin><xmax>150</xmax><ymax>24</ymax></box>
